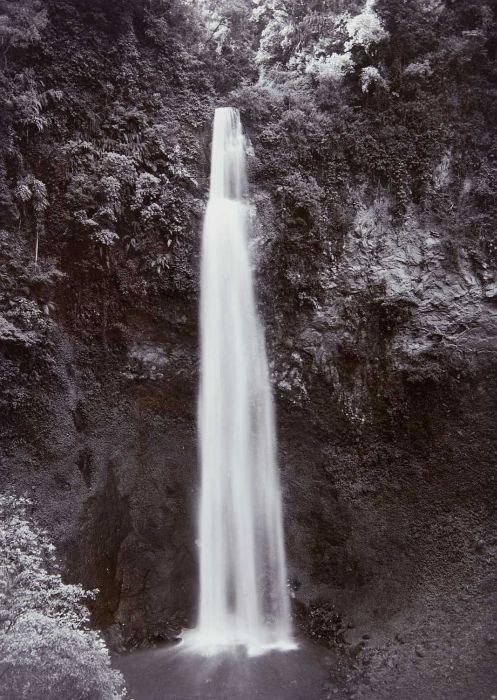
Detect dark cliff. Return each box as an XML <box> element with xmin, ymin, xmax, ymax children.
<box><xmin>0</xmin><ymin>0</ymin><xmax>496</xmax><ymax>692</ymax></box>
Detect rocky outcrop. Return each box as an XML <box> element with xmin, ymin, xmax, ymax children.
<box><xmin>255</xmin><ymin>189</ymin><xmax>497</xmax><ymax>664</ymax></box>
<box><xmin>69</xmin><ymin>305</ymin><xmax>201</xmax><ymax>645</ymax></box>
<box><xmin>2</xmin><ymin>177</ymin><xmax>496</xmax><ymax>659</ymax></box>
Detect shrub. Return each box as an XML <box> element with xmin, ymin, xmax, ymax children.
<box><xmin>0</xmin><ymin>494</ymin><xmax>126</xmax><ymax>700</ymax></box>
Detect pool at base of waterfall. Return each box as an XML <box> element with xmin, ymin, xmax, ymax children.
<box><xmin>114</xmin><ymin>641</ymin><xmax>334</xmax><ymax>700</ymax></box>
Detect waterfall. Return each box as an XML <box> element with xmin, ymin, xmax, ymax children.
<box><xmin>186</xmin><ymin>107</ymin><xmax>294</xmax><ymax>656</ymax></box>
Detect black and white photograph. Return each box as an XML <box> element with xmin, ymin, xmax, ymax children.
<box><xmin>0</xmin><ymin>1</ymin><xmax>496</xmax><ymax>698</ymax></box>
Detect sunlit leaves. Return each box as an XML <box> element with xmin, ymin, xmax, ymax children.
<box><xmin>0</xmin><ymin>494</ymin><xmax>126</xmax><ymax>700</ymax></box>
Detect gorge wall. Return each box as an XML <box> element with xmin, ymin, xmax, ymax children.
<box><xmin>1</xmin><ymin>1</ymin><xmax>496</xmax><ymax>681</ymax></box>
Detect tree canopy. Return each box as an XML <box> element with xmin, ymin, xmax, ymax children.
<box><xmin>0</xmin><ymin>494</ymin><xmax>126</xmax><ymax>700</ymax></box>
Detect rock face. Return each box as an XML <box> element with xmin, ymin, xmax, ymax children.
<box><xmin>1</xmin><ymin>4</ymin><xmax>495</xmax><ymax>695</ymax></box>
<box><xmin>75</xmin><ymin>309</ymin><xmax>199</xmax><ymax>645</ymax></box>
<box><xmin>0</xmin><ymin>60</ymin><xmax>495</xmax><ymax>670</ymax></box>
<box><xmin>0</xmin><ymin>289</ymin><xmax>200</xmax><ymax>645</ymax></box>
<box><xmin>256</xmin><ymin>188</ymin><xmax>497</xmax><ymax>684</ymax></box>
<box><xmin>4</xmin><ymin>181</ymin><xmax>495</xmax><ymax>661</ymax></box>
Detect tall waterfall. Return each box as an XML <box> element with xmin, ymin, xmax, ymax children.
<box><xmin>188</xmin><ymin>107</ymin><xmax>294</xmax><ymax>656</ymax></box>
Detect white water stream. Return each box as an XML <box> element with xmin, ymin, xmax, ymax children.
<box><xmin>186</xmin><ymin>107</ymin><xmax>294</xmax><ymax>656</ymax></box>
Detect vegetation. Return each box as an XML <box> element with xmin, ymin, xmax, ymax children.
<box><xmin>1</xmin><ymin>0</ymin><xmax>495</xmax><ymax>313</ymax></box>
<box><xmin>0</xmin><ymin>493</ymin><xmax>126</xmax><ymax>699</ymax></box>
<box><xmin>0</xmin><ymin>0</ymin><xmax>496</xmax><ymax>689</ymax></box>
<box><xmin>230</xmin><ymin>0</ymin><xmax>497</xmax><ymax>305</ymax></box>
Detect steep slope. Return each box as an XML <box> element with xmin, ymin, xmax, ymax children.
<box><xmin>0</xmin><ymin>6</ymin><xmax>496</xmax><ymax>690</ymax></box>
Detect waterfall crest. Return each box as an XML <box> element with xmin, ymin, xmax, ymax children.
<box><xmin>187</xmin><ymin>107</ymin><xmax>294</xmax><ymax>656</ymax></box>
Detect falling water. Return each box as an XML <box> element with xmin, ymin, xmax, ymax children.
<box><xmin>186</xmin><ymin>107</ymin><xmax>294</xmax><ymax>656</ymax></box>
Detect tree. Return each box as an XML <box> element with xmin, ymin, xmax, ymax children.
<box><xmin>14</xmin><ymin>175</ymin><xmax>48</xmax><ymax>263</ymax></box>
<box><xmin>253</xmin><ymin>0</ymin><xmax>387</xmax><ymax>81</ymax></box>
<box><xmin>0</xmin><ymin>494</ymin><xmax>126</xmax><ymax>700</ymax></box>
<box><xmin>0</xmin><ymin>0</ymin><xmax>47</xmax><ymax>64</ymax></box>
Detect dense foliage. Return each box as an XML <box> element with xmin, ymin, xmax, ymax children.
<box><xmin>0</xmin><ymin>0</ymin><xmax>496</xmax><ymax>680</ymax></box>
<box><xmin>232</xmin><ymin>0</ymin><xmax>497</xmax><ymax>305</ymax></box>
<box><xmin>1</xmin><ymin>0</ymin><xmax>496</xmax><ymax>340</ymax></box>
<box><xmin>0</xmin><ymin>494</ymin><xmax>126</xmax><ymax>699</ymax></box>
<box><xmin>0</xmin><ymin>0</ymin><xmax>212</xmax><ymax>433</ymax></box>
